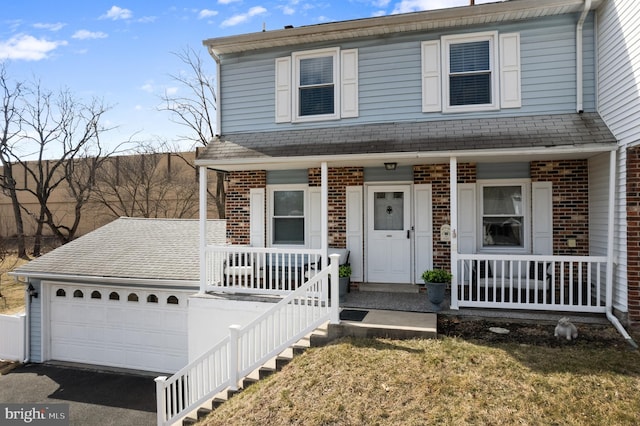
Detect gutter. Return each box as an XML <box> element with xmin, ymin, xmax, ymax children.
<box><xmin>576</xmin><ymin>0</ymin><xmax>591</xmax><ymax>113</ymax></box>
<box><xmin>23</xmin><ymin>284</ymin><xmax>30</xmax><ymax>363</ymax></box>
<box><xmin>9</xmin><ymin>271</ymin><xmax>199</xmax><ymax>290</ymax></box>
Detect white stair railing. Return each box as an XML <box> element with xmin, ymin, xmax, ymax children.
<box><xmin>155</xmin><ymin>254</ymin><xmax>340</xmax><ymax>426</ymax></box>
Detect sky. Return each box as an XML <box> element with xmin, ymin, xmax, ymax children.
<box><xmin>1</xmin><ymin>0</ymin><xmax>498</xmax><ymax>155</ymax></box>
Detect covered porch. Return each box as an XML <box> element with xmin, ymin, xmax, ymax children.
<box><xmin>196</xmin><ymin>148</ymin><xmax>618</xmax><ymax>319</ymax></box>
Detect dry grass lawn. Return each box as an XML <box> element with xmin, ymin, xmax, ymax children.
<box><xmin>200</xmin><ymin>336</ymin><xmax>640</xmax><ymax>426</ymax></box>
<box><xmin>0</xmin><ymin>255</ymin><xmax>29</xmax><ymax>315</ymax></box>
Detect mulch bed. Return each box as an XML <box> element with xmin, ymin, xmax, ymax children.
<box><xmin>437</xmin><ymin>316</ymin><xmax>637</xmax><ymax>349</ymax></box>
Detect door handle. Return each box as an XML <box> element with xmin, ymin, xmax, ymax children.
<box><xmin>407</xmin><ymin>230</ymin><xmax>410</xmax><ymax>239</ymax></box>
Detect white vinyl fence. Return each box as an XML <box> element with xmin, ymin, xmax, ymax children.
<box><xmin>0</xmin><ymin>313</ymin><xmax>25</xmax><ymax>361</ymax></box>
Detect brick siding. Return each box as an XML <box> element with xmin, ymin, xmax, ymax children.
<box><xmin>531</xmin><ymin>160</ymin><xmax>589</xmax><ymax>256</ymax></box>
<box><xmin>627</xmin><ymin>147</ymin><xmax>640</xmax><ymax>324</ymax></box>
<box><xmin>225</xmin><ymin>170</ymin><xmax>266</xmax><ymax>245</ymax></box>
<box><xmin>414</xmin><ymin>163</ymin><xmax>476</xmax><ymax>269</ymax></box>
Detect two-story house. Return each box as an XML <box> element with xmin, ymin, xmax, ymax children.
<box><xmin>196</xmin><ymin>0</ymin><xmax>632</xmax><ymax>327</ymax></box>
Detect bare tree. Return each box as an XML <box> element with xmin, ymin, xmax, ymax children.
<box><xmin>10</xmin><ymin>82</ymin><xmax>115</xmax><ymax>255</ymax></box>
<box><xmin>91</xmin><ymin>144</ymin><xmax>199</xmax><ymax>219</ymax></box>
<box><xmin>0</xmin><ymin>63</ymin><xmax>27</xmax><ymax>258</ymax></box>
<box><xmin>160</xmin><ymin>47</ymin><xmax>224</xmax><ymax>218</ymax></box>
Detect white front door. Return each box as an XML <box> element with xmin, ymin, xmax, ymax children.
<box><xmin>367</xmin><ymin>185</ymin><xmax>412</xmax><ymax>283</ymax></box>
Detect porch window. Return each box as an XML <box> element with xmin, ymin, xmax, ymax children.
<box><xmin>442</xmin><ymin>32</ymin><xmax>498</xmax><ymax>112</ymax></box>
<box><xmin>481</xmin><ymin>184</ymin><xmax>525</xmax><ymax>248</ymax></box>
<box><xmin>272</xmin><ymin>189</ymin><xmax>305</xmax><ymax>245</ymax></box>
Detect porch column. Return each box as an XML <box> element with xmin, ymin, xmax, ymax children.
<box><xmin>199</xmin><ymin>166</ymin><xmax>208</xmax><ymax>294</ymax></box>
<box><xmin>321</xmin><ymin>162</ymin><xmax>328</xmax><ymax>268</ymax></box>
<box><xmin>606</xmin><ymin>150</ymin><xmax>616</xmax><ymax>309</ymax></box>
<box><xmin>450</xmin><ymin>157</ymin><xmax>459</xmax><ymax>309</ymax></box>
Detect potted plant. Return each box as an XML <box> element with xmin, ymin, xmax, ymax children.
<box><xmin>421</xmin><ymin>269</ymin><xmax>452</xmax><ymax>310</ymax></box>
<box><xmin>338</xmin><ymin>265</ymin><xmax>351</xmax><ymax>302</ymax></box>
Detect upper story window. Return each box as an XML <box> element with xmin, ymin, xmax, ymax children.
<box><xmin>271</xmin><ymin>188</ymin><xmax>305</xmax><ymax>245</ymax></box>
<box><xmin>443</xmin><ymin>32</ymin><xmax>498</xmax><ymax>112</ymax></box>
<box><xmin>296</xmin><ymin>51</ymin><xmax>336</xmax><ymax>119</ymax></box>
<box><xmin>275</xmin><ymin>48</ymin><xmax>358</xmax><ymax>123</ymax></box>
<box><xmin>422</xmin><ymin>31</ymin><xmax>520</xmax><ymax>113</ymax></box>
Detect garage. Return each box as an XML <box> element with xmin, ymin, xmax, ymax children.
<box><xmin>47</xmin><ymin>283</ymin><xmax>190</xmax><ymax>373</ymax></box>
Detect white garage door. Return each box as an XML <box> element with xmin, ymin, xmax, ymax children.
<box><xmin>48</xmin><ymin>283</ymin><xmax>190</xmax><ymax>373</ymax></box>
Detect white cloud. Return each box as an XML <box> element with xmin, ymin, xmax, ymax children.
<box><xmin>218</xmin><ymin>0</ymin><xmax>241</xmax><ymax>4</ymax></box>
<box><xmin>165</xmin><ymin>87</ymin><xmax>179</xmax><ymax>96</ymax></box>
<box><xmin>221</xmin><ymin>6</ymin><xmax>267</xmax><ymax>28</ymax></box>
<box><xmin>140</xmin><ymin>82</ymin><xmax>155</xmax><ymax>93</ymax></box>
<box><xmin>0</xmin><ymin>34</ymin><xmax>67</xmax><ymax>61</ymax></box>
<box><xmin>100</xmin><ymin>6</ymin><xmax>133</xmax><ymax>20</ymax></box>
<box><xmin>198</xmin><ymin>9</ymin><xmax>219</xmax><ymax>19</ymax></box>
<box><xmin>135</xmin><ymin>105</ymin><xmax>143</xmax><ymax>111</ymax></box>
<box><xmin>391</xmin><ymin>0</ymin><xmax>497</xmax><ymax>14</ymax></box>
<box><xmin>33</xmin><ymin>22</ymin><xmax>66</xmax><ymax>32</ymax></box>
<box><xmin>72</xmin><ymin>30</ymin><xmax>108</xmax><ymax>40</ymax></box>
<box><xmin>138</xmin><ymin>16</ymin><xmax>157</xmax><ymax>23</ymax></box>
<box><xmin>282</xmin><ymin>6</ymin><xmax>295</xmax><ymax>15</ymax></box>
<box><xmin>373</xmin><ymin>0</ymin><xmax>391</xmax><ymax>7</ymax></box>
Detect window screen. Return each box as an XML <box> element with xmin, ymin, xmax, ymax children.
<box><xmin>299</xmin><ymin>56</ymin><xmax>334</xmax><ymax>116</ymax></box>
<box><xmin>273</xmin><ymin>190</ymin><xmax>305</xmax><ymax>245</ymax></box>
<box><xmin>482</xmin><ymin>185</ymin><xmax>523</xmax><ymax>247</ymax></box>
<box><xmin>449</xmin><ymin>40</ymin><xmax>491</xmax><ymax>106</ymax></box>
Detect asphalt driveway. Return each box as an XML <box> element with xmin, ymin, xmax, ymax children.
<box><xmin>0</xmin><ymin>363</ymin><xmax>156</xmax><ymax>426</ymax></box>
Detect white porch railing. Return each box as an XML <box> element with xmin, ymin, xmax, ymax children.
<box><xmin>156</xmin><ymin>254</ymin><xmax>340</xmax><ymax>426</ymax></box>
<box><xmin>203</xmin><ymin>246</ymin><xmax>323</xmax><ymax>295</ymax></box>
<box><xmin>455</xmin><ymin>254</ymin><xmax>608</xmax><ymax>313</ymax></box>
<box><xmin>0</xmin><ymin>313</ymin><xmax>26</xmax><ymax>362</ymax></box>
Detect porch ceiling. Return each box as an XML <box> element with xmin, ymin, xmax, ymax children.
<box><xmin>203</xmin><ymin>0</ymin><xmax>603</xmax><ymax>57</ymax></box>
<box><xmin>195</xmin><ymin>113</ymin><xmax>617</xmax><ymax>171</ymax></box>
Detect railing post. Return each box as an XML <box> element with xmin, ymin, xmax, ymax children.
<box><xmin>329</xmin><ymin>254</ymin><xmax>340</xmax><ymax>324</ymax></box>
<box><xmin>155</xmin><ymin>376</ymin><xmax>167</xmax><ymax>426</ymax></box>
<box><xmin>228</xmin><ymin>324</ymin><xmax>241</xmax><ymax>391</ymax></box>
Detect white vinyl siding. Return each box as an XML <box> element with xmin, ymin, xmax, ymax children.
<box><xmin>598</xmin><ymin>0</ymin><xmax>639</xmax><ymax>312</ymax></box>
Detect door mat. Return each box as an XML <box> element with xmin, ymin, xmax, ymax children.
<box><xmin>340</xmin><ymin>309</ymin><xmax>369</xmax><ymax>322</ymax></box>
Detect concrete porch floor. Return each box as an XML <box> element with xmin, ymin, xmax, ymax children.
<box><xmin>339</xmin><ymin>283</ymin><xmax>611</xmax><ymax>336</ymax></box>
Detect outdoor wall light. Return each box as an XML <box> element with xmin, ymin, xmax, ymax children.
<box><xmin>384</xmin><ymin>162</ymin><xmax>397</xmax><ymax>171</ymax></box>
<box><xmin>27</xmin><ymin>284</ymin><xmax>38</xmax><ymax>299</ymax></box>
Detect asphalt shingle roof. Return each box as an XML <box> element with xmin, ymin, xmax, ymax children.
<box><xmin>197</xmin><ymin>113</ymin><xmax>616</xmax><ymax>163</ymax></box>
<box><xmin>14</xmin><ymin>217</ymin><xmax>226</xmax><ymax>282</ymax></box>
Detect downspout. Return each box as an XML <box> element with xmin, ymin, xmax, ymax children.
<box><xmin>576</xmin><ymin>0</ymin><xmax>591</xmax><ymax>113</ymax></box>
<box><xmin>605</xmin><ymin>150</ymin><xmax>638</xmax><ymax>349</ymax></box>
<box><xmin>23</xmin><ymin>281</ymin><xmax>30</xmax><ymax>363</ymax></box>
<box><xmin>207</xmin><ymin>46</ymin><xmax>222</xmax><ymax>137</ymax></box>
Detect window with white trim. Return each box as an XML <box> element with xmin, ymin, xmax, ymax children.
<box><xmin>271</xmin><ymin>188</ymin><xmax>306</xmax><ymax>245</ymax></box>
<box><xmin>295</xmin><ymin>50</ymin><xmax>337</xmax><ymax>119</ymax></box>
<box><xmin>275</xmin><ymin>47</ymin><xmax>359</xmax><ymax>123</ymax></box>
<box><xmin>421</xmin><ymin>31</ymin><xmax>520</xmax><ymax>113</ymax></box>
<box><xmin>479</xmin><ymin>181</ymin><xmax>529</xmax><ymax>250</ymax></box>
<box><xmin>443</xmin><ymin>32</ymin><xmax>498</xmax><ymax>112</ymax></box>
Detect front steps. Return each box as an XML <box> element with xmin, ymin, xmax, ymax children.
<box><xmin>181</xmin><ymin>325</ymin><xmax>331</xmax><ymax>425</ymax></box>
<box><xmin>181</xmin><ymin>310</ymin><xmax>437</xmax><ymax>425</ymax></box>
